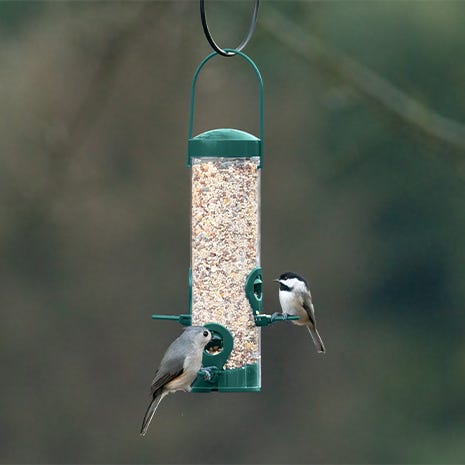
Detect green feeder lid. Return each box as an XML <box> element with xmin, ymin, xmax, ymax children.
<box><xmin>187</xmin><ymin>128</ymin><xmax>262</xmax><ymax>167</ymax></box>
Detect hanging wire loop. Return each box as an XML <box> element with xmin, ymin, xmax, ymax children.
<box><xmin>200</xmin><ymin>0</ymin><xmax>259</xmax><ymax>57</ymax></box>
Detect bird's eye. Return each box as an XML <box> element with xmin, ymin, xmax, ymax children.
<box><xmin>203</xmin><ymin>330</ymin><xmax>209</xmax><ymax>337</ymax></box>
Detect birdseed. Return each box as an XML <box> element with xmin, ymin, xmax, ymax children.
<box><xmin>191</xmin><ymin>157</ymin><xmax>261</xmax><ymax>370</ymax></box>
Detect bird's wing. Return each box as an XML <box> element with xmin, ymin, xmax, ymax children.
<box><xmin>150</xmin><ymin>349</ymin><xmax>186</xmax><ymax>396</ymax></box>
<box><xmin>149</xmin><ymin>331</ymin><xmax>195</xmax><ymax>396</ymax></box>
<box><xmin>150</xmin><ymin>368</ymin><xmax>183</xmax><ymax>396</ymax></box>
<box><xmin>301</xmin><ymin>292</ymin><xmax>316</xmax><ymax>325</ymax></box>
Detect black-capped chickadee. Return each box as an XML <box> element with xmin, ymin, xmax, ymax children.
<box><xmin>140</xmin><ymin>326</ymin><xmax>212</xmax><ymax>436</ymax></box>
<box><xmin>274</xmin><ymin>272</ymin><xmax>326</xmax><ymax>354</ymax></box>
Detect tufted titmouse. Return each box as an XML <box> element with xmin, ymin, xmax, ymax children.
<box><xmin>140</xmin><ymin>326</ymin><xmax>212</xmax><ymax>436</ymax></box>
<box><xmin>274</xmin><ymin>272</ymin><xmax>326</xmax><ymax>354</ymax></box>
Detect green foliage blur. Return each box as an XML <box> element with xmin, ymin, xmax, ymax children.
<box><xmin>1</xmin><ymin>1</ymin><xmax>465</xmax><ymax>463</ymax></box>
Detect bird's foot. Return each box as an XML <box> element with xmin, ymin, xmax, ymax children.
<box><xmin>198</xmin><ymin>366</ymin><xmax>218</xmax><ymax>382</ymax></box>
<box><xmin>270</xmin><ymin>312</ymin><xmax>290</xmax><ymax>322</ymax></box>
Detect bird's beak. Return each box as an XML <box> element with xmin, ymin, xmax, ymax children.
<box><xmin>273</xmin><ymin>279</ymin><xmax>281</xmax><ymax>283</ymax></box>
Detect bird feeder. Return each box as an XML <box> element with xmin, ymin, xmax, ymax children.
<box><xmin>151</xmin><ymin>50</ymin><xmax>295</xmax><ymax>392</ymax></box>
<box><xmin>188</xmin><ymin>51</ymin><xmax>263</xmax><ymax>392</ymax></box>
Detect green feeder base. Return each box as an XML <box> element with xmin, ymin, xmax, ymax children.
<box><xmin>192</xmin><ymin>363</ymin><xmax>260</xmax><ymax>392</ymax></box>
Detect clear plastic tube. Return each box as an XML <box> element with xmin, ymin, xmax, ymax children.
<box><xmin>191</xmin><ymin>157</ymin><xmax>261</xmax><ymax>370</ymax></box>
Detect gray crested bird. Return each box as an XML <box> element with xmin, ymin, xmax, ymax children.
<box><xmin>140</xmin><ymin>326</ymin><xmax>212</xmax><ymax>436</ymax></box>
<box><xmin>274</xmin><ymin>272</ymin><xmax>326</xmax><ymax>354</ymax></box>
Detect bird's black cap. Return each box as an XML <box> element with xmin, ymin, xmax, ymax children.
<box><xmin>277</xmin><ymin>271</ymin><xmax>308</xmax><ymax>287</ymax></box>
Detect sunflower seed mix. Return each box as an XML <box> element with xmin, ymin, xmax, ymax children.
<box><xmin>191</xmin><ymin>157</ymin><xmax>261</xmax><ymax>369</ymax></box>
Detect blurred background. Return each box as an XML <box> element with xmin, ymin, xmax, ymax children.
<box><xmin>1</xmin><ymin>1</ymin><xmax>465</xmax><ymax>463</ymax></box>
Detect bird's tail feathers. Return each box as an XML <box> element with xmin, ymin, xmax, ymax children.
<box><xmin>306</xmin><ymin>326</ymin><xmax>326</xmax><ymax>354</ymax></box>
<box><xmin>140</xmin><ymin>391</ymin><xmax>166</xmax><ymax>436</ymax></box>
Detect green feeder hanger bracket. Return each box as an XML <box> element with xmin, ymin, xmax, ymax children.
<box><xmin>187</xmin><ymin>48</ymin><xmax>264</xmax><ymax>168</ymax></box>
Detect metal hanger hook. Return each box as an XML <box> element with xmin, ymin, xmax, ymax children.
<box><xmin>200</xmin><ymin>0</ymin><xmax>260</xmax><ymax>57</ymax></box>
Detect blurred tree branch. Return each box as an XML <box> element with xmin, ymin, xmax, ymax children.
<box><xmin>260</xmin><ymin>6</ymin><xmax>465</xmax><ymax>168</ymax></box>
<box><xmin>52</xmin><ymin>2</ymin><xmax>465</xmax><ymax>189</ymax></box>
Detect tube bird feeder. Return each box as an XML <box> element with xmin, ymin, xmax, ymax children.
<box><xmin>151</xmin><ymin>50</ymin><xmax>296</xmax><ymax>393</ymax></box>
<box><xmin>189</xmin><ymin>50</ymin><xmax>263</xmax><ymax>392</ymax></box>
